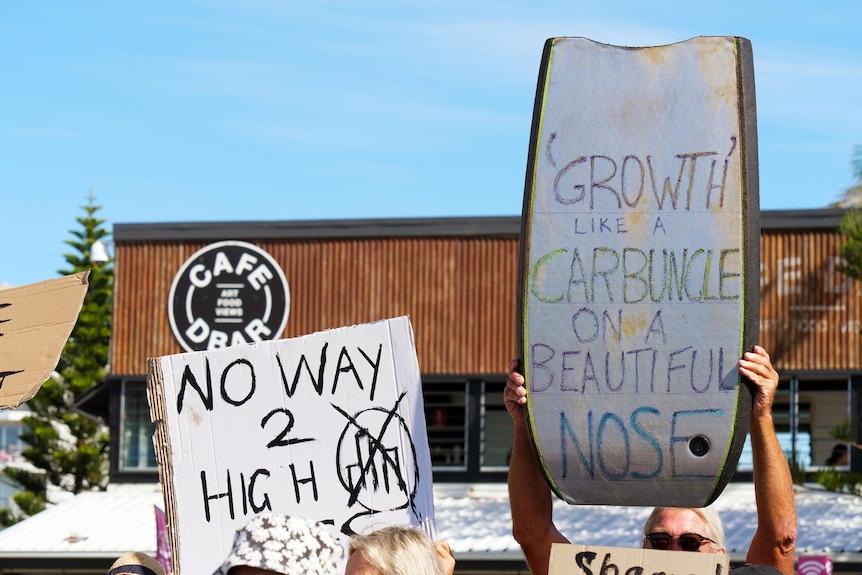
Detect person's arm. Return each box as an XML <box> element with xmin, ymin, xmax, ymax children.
<box><xmin>506</xmin><ymin>359</ymin><xmax>569</xmax><ymax>575</ymax></box>
<box><xmin>737</xmin><ymin>346</ymin><xmax>797</xmax><ymax>575</ymax></box>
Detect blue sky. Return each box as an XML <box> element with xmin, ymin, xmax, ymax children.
<box><xmin>2</xmin><ymin>1</ymin><xmax>861</xmax><ymax>287</ymax></box>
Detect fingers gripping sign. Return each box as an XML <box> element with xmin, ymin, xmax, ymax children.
<box><xmin>738</xmin><ymin>345</ymin><xmax>779</xmax><ymax>417</ymax></box>
<box><xmin>506</xmin><ymin>359</ymin><xmax>528</xmax><ymax>414</ymax></box>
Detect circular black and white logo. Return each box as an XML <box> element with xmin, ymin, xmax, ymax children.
<box><xmin>168</xmin><ymin>241</ymin><xmax>290</xmax><ymax>352</ymax></box>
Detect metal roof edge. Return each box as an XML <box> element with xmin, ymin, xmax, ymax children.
<box><xmin>113</xmin><ymin>216</ymin><xmax>522</xmax><ymax>242</ymax></box>
<box><xmin>823</xmin><ymin>553</ymin><xmax>862</xmax><ymax>564</ymax></box>
<box><xmin>760</xmin><ymin>208</ymin><xmax>848</xmax><ymax>230</ymax></box>
<box><xmin>110</xmin><ymin>208</ymin><xmax>854</xmax><ymax>242</ymax></box>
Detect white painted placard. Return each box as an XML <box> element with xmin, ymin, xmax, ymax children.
<box><xmin>148</xmin><ymin>316</ymin><xmax>434</xmax><ymax>575</ymax></box>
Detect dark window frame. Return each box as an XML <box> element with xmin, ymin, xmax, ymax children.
<box><xmin>108</xmin><ymin>376</ymin><xmax>159</xmax><ymax>483</ymax></box>
<box><xmin>427</xmin><ymin>376</ymin><xmax>510</xmax><ymax>483</ymax></box>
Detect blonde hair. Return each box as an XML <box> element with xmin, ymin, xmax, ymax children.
<box><xmin>642</xmin><ymin>506</ymin><xmax>726</xmax><ymax>552</ymax></box>
<box><xmin>348</xmin><ymin>526</ymin><xmax>444</xmax><ymax>575</ymax></box>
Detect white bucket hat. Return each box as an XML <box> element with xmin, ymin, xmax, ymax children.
<box><xmin>213</xmin><ymin>513</ymin><xmax>344</xmax><ymax>575</ymax></box>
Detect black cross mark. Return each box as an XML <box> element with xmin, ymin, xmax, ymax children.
<box><xmin>332</xmin><ymin>390</ymin><xmax>413</xmax><ymax>508</ymax></box>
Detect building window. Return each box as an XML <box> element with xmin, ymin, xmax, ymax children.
<box><xmin>736</xmin><ymin>376</ymin><xmax>852</xmax><ymax>471</ymax></box>
<box><xmin>738</xmin><ymin>389</ymin><xmax>812</xmax><ymax>470</ymax></box>
<box><xmin>120</xmin><ymin>380</ymin><xmax>157</xmax><ymax>471</ymax></box>
<box><xmin>422</xmin><ymin>377</ymin><xmax>512</xmax><ymax>481</ymax></box>
<box><xmin>481</xmin><ymin>381</ymin><xmax>513</xmax><ymax>470</ymax></box>
<box><xmin>424</xmin><ymin>382</ymin><xmax>467</xmax><ymax>469</ymax></box>
<box><xmin>738</xmin><ymin>429</ymin><xmax>812</xmax><ymax>470</ymax></box>
<box><xmin>0</xmin><ymin>423</ymin><xmax>24</xmax><ymax>462</ymax></box>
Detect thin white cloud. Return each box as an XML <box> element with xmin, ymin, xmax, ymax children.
<box><xmin>755</xmin><ymin>52</ymin><xmax>862</xmax><ymax>130</ymax></box>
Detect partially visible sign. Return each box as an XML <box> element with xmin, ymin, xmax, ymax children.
<box><xmin>797</xmin><ymin>556</ymin><xmax>833</xmax><ymax>575</ymax></box>
<box><xmin>148</xmin><ymin>316</ymin><xmax>434</xmax><ymax>575</ymax></box>
<box><xmin>0</xmin><ymin>272</ymin><xmax>89</xmax><ymax>409</ymax></box>
<box><xmin>168</xmin><ymin>240</ymin><xmax>290</xmax><ymax>352</ymax></box>
<box><xmin>549</xmin><ymin>543</ymin><xmax>729</xmax><ymax>575</ymax></box>
<box><xmin>154</xmin><ymin>505</ymin><xmax>172</xmax><ymax>575</ymax></box>
<box><xmin>518</xmin><ymin>37</ymin><xmax>760</xmax><ymax>506</ymax></box>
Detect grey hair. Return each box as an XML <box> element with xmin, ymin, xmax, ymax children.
<box><xmin>348</xmin><ymin>525</ymin><xmax>444</xmax><ymax>575</ymax></box>
<box><xmin>642</xmin><ymin>506</ymin><xmax>727</xmax><ymax>552</ymax></box>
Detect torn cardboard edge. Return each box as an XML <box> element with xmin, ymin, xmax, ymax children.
<box><xmin>147</xmin><ymin>358</ymin><xmax>181</xmax><ymax>571</ymax></box>
<box><xmin>0</xmin><ymin>271</ymin><xmax>90</xmax><ymax>409</ymax></box>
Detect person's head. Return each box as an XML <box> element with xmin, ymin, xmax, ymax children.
<box><xmin>826</xmin><ymin>444</ymin><xmax>849</xmax><ymax>466</ymax></box>
<box><xmin>345</xmin><ymin>525</ymin><xmax>444</xmax><ymax>575</ymax></box>
<box><xmin>108</xmin><ymin>552</ymin><xmax>166</xmax><ymax>575</ymax></box>
<box><xmin>642</xmin><ymin>507</ymin><xmax>726</xmax><ymax>554</ymax></box>
<box><xmin>213</xmin><ymin>513</ymin><xmax>344</xmax><ymax>575</ymax></box>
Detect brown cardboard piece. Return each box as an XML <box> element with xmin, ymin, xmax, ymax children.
<box><xmin>0</xmin><ymin>271</ymin><xmax>89</xmax><ymax>409</ymax></box>
<box><xmin>549</xmin><ymin>543</ymin><xmax>729</xmax><ymax>575</ymax></box>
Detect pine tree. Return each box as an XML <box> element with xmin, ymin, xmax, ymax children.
<box><xmin>832</xmin><ymin>145</ymin><xmax>862</xmax><ymax>208</ymax></box>
<box><xmin>823</xmin><ymin>150</ymin><xmax>862</xmax><ymax>492</ymax></box>
<box><xmin>838</xmin><ymin>208</ymin><xmax>862</xmax><ymax>281</ymax></box>
<box><xmin>837</xmin><ymin>147</ymin><xmax>862</xmax><ymax>282</ymax></box>
<box><xmin>1</xmin><ymin>192</ymin><xmax>112</xmax><ymax>524</ymax></box>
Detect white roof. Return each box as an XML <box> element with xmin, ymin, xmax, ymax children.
<box><xmin>0</xmin><ymin>483</ymin><xmax>162</xmax><ymax>559</ymax></box>
<box><xmin>0</xmin><ymin>482</ymin><xmax>859</xmax><ymax>564</ymax></box>
<box><xmin>435</xmin><ymin>482</ymin><xmax>862</xmax><ymax>563</ymax></box>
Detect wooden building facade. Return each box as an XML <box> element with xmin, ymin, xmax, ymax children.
<box><xmin>97</xmin><ymin>209</ymin><xmax>862</xmax><ymax>483</ymax></box>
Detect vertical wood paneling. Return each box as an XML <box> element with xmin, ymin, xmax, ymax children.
<box><xmin>111</xmin><ymin>226</ymin><xmax>861</xmax><ymax>377</ymax></box>
<box><xmin>759</xmin><ymin>229</ymin><xmax>861</xmax><ymax>371</ymax></box>
<box><xmin>112</xmin><ymin>237</ymin><xmax>520</xmax><ymax>376</ymax></box>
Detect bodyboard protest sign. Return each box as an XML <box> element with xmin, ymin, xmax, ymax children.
<box><xmin>517</xmin><ymin>37</ymin><xmax>760</xmax><ymax>506</ymax></box>
<box><xmin>549</xmin><ymin>543</ymin><xmax>729</xmax><ymax>575</ymax></box>
<box><xmin>147</xmin><ymin>316</ymin><xmax>434</xmax><ymax>575</ymax></box>
<box><xmin>0</xmin><ymin>271</ymin><xmax>89</xmax><ymax>409</ymax></box>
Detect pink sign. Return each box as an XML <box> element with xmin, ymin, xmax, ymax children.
<box><xmin>798</xmin><ymin>556</ymin><xmax>833</xmax><ymax>575</ymax></box>
<box><xmin>155</xmin><ymin>505</ymin><xmax>173</xmax><ymax>574</ymax></box>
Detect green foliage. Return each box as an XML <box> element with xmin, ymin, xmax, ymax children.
<box><xmin>0</xmin><ymin>192</ymin><xmax>113</xmax><ymax>525</ymax></box>
<box><xmin>814</xmin><ymin>416</ymin><xmax>862</xmax><ymax>496</ymax></box>
<box><xmin>11</xmin><ymin>489</ymin><xmax>46</xmax><ymax>518</ymax></box>
<box><xmin>786</xmin><ymin>452</ymin><xmax>806</xmax><ymax>486</ymax></box>
<box><xmin>835</xmin><ymin>146</ymin><xmax>862</xmax><ymax>283</ymax></box>
<box><xmin>0</xmin><ymin>507</ymin><xmax>20</xmax><ymax>527</ymax></box>
<box><xmin>814</xmin><ymin>467</ymin><xmax>862</xmax><ymax>496</ymax></box>
<box><xmin>829</xmin><ymin>417</ymin><xmax>862</xmax><ymax>450</ymax></box>
<box><xmin>837</xmin><ymin>208</ymin><xmax>862</xmax><ymax>282</ymax></box>
<box><xmin>830</xmin><ymin>418</ymin><xmax>853</xmax><ymax>441</ymax></box>
<box><xmin>831</xmin><ymin>145</ymin><xmax>862</xmax><ymax>207</ymax></box>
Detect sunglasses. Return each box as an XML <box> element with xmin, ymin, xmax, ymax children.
<box><xmin>644</xmin><ymin>532</ymin><xmax>716</xmax><ymax>552</ymax></box>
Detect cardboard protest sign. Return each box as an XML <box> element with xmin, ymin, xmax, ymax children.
<box><xmin>0</xmin><ymin>271</ymin><xmax>89</xmax><ymax>409</ymax></box>
<box><xmin>147</xmin><ymin>316</ymin><xmax>434</xmax><ymax>575</ymax></box>
<box><xmin>517</xmin><ymin>37</ymin><xmax>759</xmax><ymax>506</ymax></box>
<box><xmin>549</xmin><ymin>543</ymin><xmax>729</xmax><ymax>575</ymax></box>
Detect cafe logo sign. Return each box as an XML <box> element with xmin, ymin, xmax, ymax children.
<box><xmin>168</xmin><ymin>241</ymin><xmax>290</xmax><ymax>352</ymax></box>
